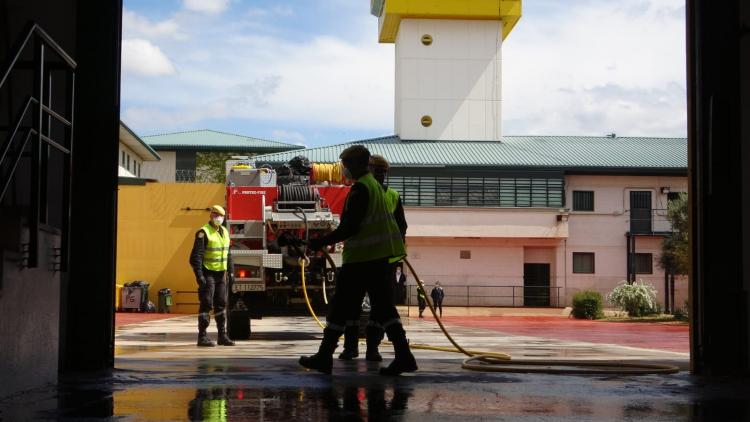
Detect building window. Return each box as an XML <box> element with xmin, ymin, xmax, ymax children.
<box><xmin>634</xmin><ymin>253</ymin><xmax>653</xmax><ymax>274</ymax></box>
<box><xmin>126</xmin><ymin>154</ymin><xmax>130</xmax><ymax>171</ymax></box>
<box><xmin>137</xmin><ymin>162</ymin><xmax>141</xmax><ymax>177</ymax></box>
<box><xmin>572</xmin><ymin>252</ymin><xmax>595</xmax><ymax>274</ymax></box>
<box><xmin>460</xmin><ymin>250</ymin><xmax>471</xmax><ymax>259</ymax></box>
<box><xmin>387</xmin><ymin>175</ymin><xmax>565</xmax><ymax>208</ymax></box>
<box><xmin>572</xmin><ymin>191</ymin><xmax>594</xmax><ymax>211</ymax></box>
<box><xmin>121</xmin><ymin>150</ymin><xmax>125</xmax><ymax>166</ymax></box>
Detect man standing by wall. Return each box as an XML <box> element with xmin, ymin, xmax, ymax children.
<box><xmin>431</xmin><ymin>282</ymin><xmax>445</xmax><ymax>317</ymax></box>
<box><xmin>189</xmin><ymin>205</ymin><xmax>235</xmax><ymax>347</ymax></box>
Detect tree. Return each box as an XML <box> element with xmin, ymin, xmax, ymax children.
<box><xmin>659</xmin><ymin>192</ymin><xmax>688</xmax><ymax>313</ymax></box>
<box><xmin>196</xmin><ymin>152</ymin><xmax>254</xmax><ymax>183</ymax></box>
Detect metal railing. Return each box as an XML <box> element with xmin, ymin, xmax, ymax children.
<box><xmin>630</xmin><ymin>208</ymin><xmax>672</xmax><ymax>235</ymax></box>
<box><xmin>0</xmin><ymin>22</ymin><xmax>76</xmax><ymax>269</ymax></box>
<box><xmin>406</xmin><ymin>284</ymin><xmax>563</xmax><ymax>308</ymax></box>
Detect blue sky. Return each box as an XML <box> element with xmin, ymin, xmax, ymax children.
<box><xmin>121</xmin><ymin>0</ymin><xmax>686</xmax><ymax>148</ymax></box>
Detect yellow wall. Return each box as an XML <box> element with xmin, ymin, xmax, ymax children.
<box><xmin>117</xmin><ymin>182</ymin><xmax>225</xmax><ymax>313</ymax></box>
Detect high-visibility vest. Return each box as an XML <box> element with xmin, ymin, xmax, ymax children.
<box><xmin>384</xmin><ymin>186</ymin><xmax>406</xmax><ymax>264</ymax></box>
<box><xmin>202</xmin><ymin>223</ymin><xmax>229</xmax><ymax>271</ymax></box>
<box><xmin>342</xmin><ymin>173</ymin><xmax>406</xmax><ymax>264</ymax></box>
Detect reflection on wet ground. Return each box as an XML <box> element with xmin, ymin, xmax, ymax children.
<box><xmin>0</xmin><ymin>315</ymin><xmax>746</xmax><ymax>421</ymax></box>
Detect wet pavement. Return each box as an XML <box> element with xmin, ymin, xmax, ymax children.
<box><xmin>1</xmin><ymin>315</ymin><xmax>747</xmax><ymax>421</ymax></box>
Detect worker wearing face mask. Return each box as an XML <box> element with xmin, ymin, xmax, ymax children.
<box><xmin>189</xmin><ymin>204</ymin><xmax>235</xmax><ymax>347</ymax></box>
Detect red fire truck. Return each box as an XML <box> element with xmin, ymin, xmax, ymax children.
<box><xmin>224</xmin><ymin>159</ymin><xmax>350</xmax><ymax>339</ymax></box>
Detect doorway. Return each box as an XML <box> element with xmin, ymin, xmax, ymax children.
<box><xmin>523</xmin><ymin>263</ymin><xmax>551</xmax><ymax>307</ymax></box>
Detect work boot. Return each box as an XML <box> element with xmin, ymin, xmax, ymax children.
<box><xmin>338</xmin><ymin>325</ymin><xmax>359</xmax><ymax>360</ymax></box>
<box><xmin>365</xmin><ymin>325</ymin><xmax>384</xmax><ymax>362</ymax></box>
<box><xmin>380</xmin><ymin>325</ymin><xmax>417</xmax><ymax>376</ymax></box>
<box><xmin>197</xmin><ymin>333</ymin><xmax>216</xmax><ymax>347</ymax></box>
<box><xmin>300</xmin><ymin>328</ymin><xmax>340</xmax><ymax>374</ymax></box>
<box><xmin>217</xmin><ymin>332</ymin><xmax>235</xmax><ymax>346</ymax></box>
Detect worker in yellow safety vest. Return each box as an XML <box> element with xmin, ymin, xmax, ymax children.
<box><xmin>337</xmin><ymin>154</ymin><xmax>408</xmax><ymax>363</ymax></box>
<box><xmin>189</xmin><ymin>204</ymin><xmax>235</xmax><ymax>347</ymax></box>
<box><xmin>300</xmin><ymin>145</ymin><xmax>417</xmax><ymax>376</ymax></box>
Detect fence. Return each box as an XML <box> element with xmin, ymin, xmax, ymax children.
<box><xmin>407</xmin><ymin>284</ymin><xmax>563</xmax><ymax>308</ymax></box>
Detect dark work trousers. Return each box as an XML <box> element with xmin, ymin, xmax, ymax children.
<box><xmin>198</xmin><ymin>269</ymin><xmax>228</xmax><ymax>335</ymax></box>
<box><xmin>327</xmin><ymin>258</ymin><xmax>400</xmax><ymax>335</ymax></box>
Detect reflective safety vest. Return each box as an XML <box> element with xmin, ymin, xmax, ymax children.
<box><xmin>202</xmin><ymin>223</ymin><xmax>230</xmax><ymax>271</ymax></box>
<box><xmin>384</xmin><ymin>187</ymin><xmax>406</xmax><ymax>264</ymax></box>
<box><xmin>343</xmin><ymin>173</ymin><xmax>406</xmax><ymax>264</ymax></box>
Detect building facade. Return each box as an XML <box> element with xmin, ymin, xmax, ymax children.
<box><xmin>119</xmin><ymin>122</ymin><xmax>160</xmax><ymax>178</ymax></box>
<box><xmin>252</xmin><ymin>135</ymin><xmax>687</xmax><ymax>309</ymax></box>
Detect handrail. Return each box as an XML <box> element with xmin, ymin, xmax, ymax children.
<box><xmin>0</xmin><ymin>22</ymin><xmax>76</xmax><ymax>270</ymax></box>
<box><xmin>0</xmin><ymin>22</ymin><xmax>76</xmax><ymax>90</ymax></box>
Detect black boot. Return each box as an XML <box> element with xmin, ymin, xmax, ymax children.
<box><xmin>338</xmin><ymin>325</ymin><xmax>359</xmax><ymax>360</ymax></box>
<box><xmin>365</xmin><ymin>325</ymin><xmax>384</xmax><ymax>362</ymax></box>
<box><xmin>217</xmin><ymin>331</ymin><xmax>235</xmax><ymax>346</ymax></box>
<box><xmin>197</xmin><ymin>332</ymin><xmax>215</xmax><ymax>347</ymax></box>
<box><xmin>380</xmin><ymin>325</ymin><xmax>417</xmax><ymax>376</ymax></box>
<box><xmin>300</xmin><ymin>328</ymin><xmax>340</xmax><ymax>374</ymax></box>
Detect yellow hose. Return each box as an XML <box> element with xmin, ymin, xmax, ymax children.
<box><xmin>311</xmin><ymin>162</ymin><xmax>345</xmax><ymax>184</ymax></box>
<box><xmin>299</xmin><ymin>258</ymin><xmax>325</xmax><ymax>329</ymax></box>
<box><xmin>300</xmin><ymin>252</ymin><xmax>680</xmax><ymax>375</ymax></box>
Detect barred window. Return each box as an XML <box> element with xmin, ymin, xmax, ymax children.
<box><xmin>634</xmin><ymin>253</ymin><xmax>653</xmax><ymax>274</ymax></box>
<box><xmin>387</xmin><ymin>175</ymin><xmax>564</xmax><ymax>208</ymax></box>
<box><xmin>573</xmin><ymin>191</ymin><xmax>594</xmax><ymax>211</ymax></box>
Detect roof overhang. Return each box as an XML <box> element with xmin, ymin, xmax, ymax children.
<box><xmin>373</xmin><ymin>0</ymin><xmax>522</xmax><ymax>43</ymax></box>
<box><xmin>120</xmin><ymin>123</ymin><xmax>161</xmax><ymax>161</ymax></box>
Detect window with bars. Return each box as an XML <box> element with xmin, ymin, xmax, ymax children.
<box><xmin>573</xmin><ymin>252</ymin><xmax>595</xmax><ymax>274</ymax></box>
<box><xmin>634</xmin><ymin>253</ymin><xmax>653</xmax><ymax>274</ymax></box>
<box><xmin>572</xmin><ymin>191</ymin><xmax>594</xmax><ymax>211</ymax></box>
<box><xmin>387</xmin><ymin>176</ymin><xmax>564</xmax><ymax>208</ymax></box>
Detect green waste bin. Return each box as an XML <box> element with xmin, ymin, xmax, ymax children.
<box><xmin>158</xmin><ymin>288</ymin><xmax>173</xmax><ymax>313</ymax></box>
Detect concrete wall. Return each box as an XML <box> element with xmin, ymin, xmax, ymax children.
<box><xmin>395</xmin><ymin>19</ymin><xmax>502</xmax><ymax>140</ymax></box>
<box><xmin>141</xmin><ymin>151</ymin><xmax>176</xmax><ymax>182</ymax></box>
<box><xmin>117</xmin><ymin>183</ymin><xmax>225</xmax><ymax>313</ymax></box>
<box><xmin>0</xmin><ymin>225</ymin><xmax>61</xmax><ymax>397</ymax></box>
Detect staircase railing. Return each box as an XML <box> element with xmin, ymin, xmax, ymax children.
<box><xmin>0</xmin><ymin>22</ymin><xmax>76</xmax><ymax>270</ymax></box>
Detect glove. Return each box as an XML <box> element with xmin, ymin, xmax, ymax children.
<box><xmin>308</xmin><ymin>238</ymin><xmax>324</xmax><ymax>252</ymax></box>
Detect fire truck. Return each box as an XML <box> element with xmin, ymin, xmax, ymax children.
<box><xmin>224</xmin><ymin>157</ymin><xmax>350</xmax><ymax>339</ymax></box>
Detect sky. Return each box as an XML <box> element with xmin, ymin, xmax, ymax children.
<box><xmin>121</xmin><ymin>0</ymin><xmax>687</xmax><ymax>148</ymax></box>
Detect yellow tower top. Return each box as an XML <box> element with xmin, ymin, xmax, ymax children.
<box><xmin>371</xmin><ymin>0</ymin><xmax>522</xmax><ymax>43</ymax></box>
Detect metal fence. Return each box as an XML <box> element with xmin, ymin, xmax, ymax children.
<box><xmin>175</xmin><ymin>169</ymin><xmax>217</xmax><ymax>183</ymax></box>
<box><xmin>407</xmin><ymin>284</ymin><xmax>563</xmax><ymax>308</ymax></box>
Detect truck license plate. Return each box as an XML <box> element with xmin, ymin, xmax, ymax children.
<box><xmin>233</xmin><ymin>283</ymin><xmax>265</xmax><ymax>292</ymax></box>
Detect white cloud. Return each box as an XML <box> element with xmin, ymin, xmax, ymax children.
<box><xmin>272</xmin><ymin>129</ymin><xmax>306</xmax><ymax>144</ymax></box>
<box><xmin>123</xmin><ymin>9</ymin><xmax>184</xmax><ymax>40</ymax></box>
<box><xmin>121</xmin><ymin>39</ymin><xmax>176</xmax><ymax>76</ymax></box>
<box><xmin>183</xmin><ymin>0</ymin><xmax>229</xmax><ymax>15</ymax></box>
<box><xmin>246</xmin><ymin>5</ymin><xmax>294</xmax><ymax>18</ymax></box>
<box><xmin>503</xmin><ymin>0</ymin><xmax>686</xmax><ymax>136</ymax></box>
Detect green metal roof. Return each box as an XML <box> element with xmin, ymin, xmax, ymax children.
<box><xmin>251</xmin><ymin>135</ymin><xmax>687</xmax><ymax>172</ymax></box>
<box><xmin>143</xmin><ymin>129</ymin><xmax>303</xmax><ymax>153</ymax></box>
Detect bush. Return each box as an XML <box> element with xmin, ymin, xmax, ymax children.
<box><xmin>607</xmin><ymin>280</ymin><xmax>658</xmax><ymax>317</ymax></box>
<box><xmin>673</xmin><ymin>300</ymin><xmax>689</xmax><ymax>321</ymax></box>
<box><xmin>571</xmin><ymin>290</ymin><xmax>604</xmax><ymax>320</ymax></box>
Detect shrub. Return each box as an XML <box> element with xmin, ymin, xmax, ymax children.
<box><xmin>571</xmin><ymin>290</ymin><xmax>604</xmax><ymax>320</ymax></box>
<box><xmin>673</xmin><ymin>300</ymin><xmax>689</xmax><ymax>321</ymax></box>
<box><xmin>607</xmin><ymin>280</ymin><xmax>658</xmax><ymax>317</ymax></box>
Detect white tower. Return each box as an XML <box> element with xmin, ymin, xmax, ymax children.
<box><xmin>371</xmin><ymin>0</ymin><xmax>522</xmax><ymax>141</ymax></box>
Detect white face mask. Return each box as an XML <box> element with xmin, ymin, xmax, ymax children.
<box><xmin>212</xmin><ymin>216</ymin><xmax>224</xmax><ymax>226</ymax></box>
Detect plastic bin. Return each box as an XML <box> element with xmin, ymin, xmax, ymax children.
<box><xmin>158</xmin><ymin>288</ymin><xmax>173</xmax><ymax>313</ymax></box>
<box><xmin>122</xmin><ymin>280</ymin><xmax>150</xmax><ymax>312</ymax></box>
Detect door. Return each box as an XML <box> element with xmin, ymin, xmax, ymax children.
<box><xmin>630</xmin><ymin>191</ymin><xmax>652</xmax><ymax>234</ymax></box>
<box><xmin>523</xmin><ymin>263</ymin><xmax>550</xmax><ymax>307</ymax></box>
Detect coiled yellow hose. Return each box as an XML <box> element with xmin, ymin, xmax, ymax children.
<box><xmin>311</xmin><ymin>162</ymin><xmax>345</xmax><ymax>184</ymax></box>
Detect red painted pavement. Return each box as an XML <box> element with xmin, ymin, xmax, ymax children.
<box><xmin>115</xmin><ymin>312</ymin><xmax>187</xmax><ymax>328</ymax></box>
<box><xmin>424</xmin><ymin>316</ymin><xmax>689</xmax><ymax>353</ymax></box>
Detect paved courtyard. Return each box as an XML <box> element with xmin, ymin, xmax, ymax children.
<box><xmin>2</xmin><ymin>314</ymin><xmax>747</xmax><ymax>421</ymax></box>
